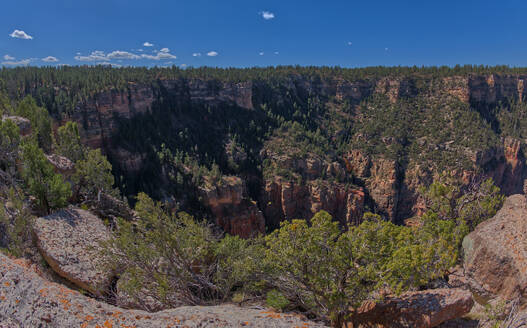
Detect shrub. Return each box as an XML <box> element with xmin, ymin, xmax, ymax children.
<box><xmin>20</xmin><ymin>140</ymin><xmax>71</xmax><ymax>214</ymax></box>
<box><xmin>55</xmin><ymin>121</ymin><xmax>85</xmax><ymax>163</ymax></box>
<box><xmin>72</xmin><ymin>148</ymin><xmax>116</xmax><ymax>202</ymax></box>
<box><xmin>104</xmin><ymin>193</ymin><xmax>222</xmax><ymax>307</ymax></box>
<box><xmin>0</xmin><ymin>188</ymin><xmax>33</xmax><ymax>257</ymax></box>
<box><xmin>266</xmin><ymin>289</ymin><xmax>289</xmax><ymax>311</ymax></box>
<box><xmin>263</xmin><ymin>210</ymin><xmax>461</xmax><ymax>327</ymax></box>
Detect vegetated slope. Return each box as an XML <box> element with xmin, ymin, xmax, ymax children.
<box><xmin>1</xmin><ymin>65</ymin><xmax>526</xmax><ymax>234</ymax></box>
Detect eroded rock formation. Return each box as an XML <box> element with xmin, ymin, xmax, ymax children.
<box><xmin>199</xmin><ymin>176</ymin><xmax>265</xmax><ymax>238</ymax></box>
<box><xmin>260</xmin><ymin>178</ymin><xmax>365</xmax><ymax>228</ymax></box>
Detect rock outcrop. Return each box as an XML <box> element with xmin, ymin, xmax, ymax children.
<box><xmin>0</xmin><ymin>253</ymin><xmax>327</xmax><ymax>328</ymax></box>
<box><xmin>2</xmin><ymin>116</ymin><xmax>31</xmax><ymax>136</ymax></box>
<box><xmin>351</xmin><ymin>288</ymin><xmax>474</xmax><ymax>328</ymax></box>
<box><xmin>345</xmin><ymin>151</ymin><xmax>400</xmax><ymax>220</ymax></box>
<box><xmin>199</xmin><ymin>176</ymin><xmax>265</xmax><ymax>238</ymax></box>
<box><xmin>260</xmin><ymin>177</ymin><xmax>365</xmax><ymax>228</ymax></box>
<box><xmin>32</xmin><ymin>208</ymin><xmax>113</xmax><ymax>296</ymax></box>
<box><xmin>91</xmin><ymin>192</ymin><xmax>136</xmax><ymax>222</ymax></box>
<box><xmin>462</xmin><ymin>194</ymin><xmax>527</xmax><ymax>301</ymax></box>
<box><xmin>45</xmin><ymin>154</ymin><xmax>75</xmax><ymax>176</ymax></box>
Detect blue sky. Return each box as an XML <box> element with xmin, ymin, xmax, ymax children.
<box><xmin>1</xmin><ymin>0</ymin><xmax>526</xmax><ymax>68</ymax></box>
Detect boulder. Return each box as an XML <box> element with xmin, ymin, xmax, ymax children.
<box><xmin>32</xmin><ymin>208</ymin><xmax>113</xmax><ymax>296</ymax></box>
<box><xmin>92</xmin><ymin>192</ymin><xmax>135</xmax><ymax>221</ymax></box>
<box><xmin>462</xmin><ymin>194</ymin><xmax>527</xmax><ymax>301</ymax></box>
<box><xmin>0</xmin><ymin>254</ymin><xmax>327</xmax><ymax>328</ymax></box>
<box><xmin>351</xmin><ymin>288</ymin><xmax>474</xmax><ymax>328</ymax></box>
<box><xmin>45</xmin><ymin>154</ymin><xmax>75</xmax><ymax>176</ymax></box>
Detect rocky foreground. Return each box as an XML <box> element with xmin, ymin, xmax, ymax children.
<box><xmin>5</xmin><ymin>194</ymin><xmax>527</xmax><ymax>327</ymax></box>
<box><xmin>0</xmin><ymin>254</ymin><xmax>327</xmax><ymax>327</ymax></box>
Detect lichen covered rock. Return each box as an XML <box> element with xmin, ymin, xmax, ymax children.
<box><xmin>33</xmin><ymin>208</ymin><xmax>113</xmax><ymax>296</ymax></box>
<box><xmin>0</xmin><ymin>253</ymin><xmax>327</xmax><ymax>327</ymax></box>
<box><xmin>463</xmin><ymin>194</ymin><xmax>527</xmax><ymax>301</ymax></box>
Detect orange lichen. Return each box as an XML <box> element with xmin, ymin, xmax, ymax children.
<box><xmin>59</xmin><ymin>298</ymin><xmax>71</xmax><ymax>310</ymax></box>
<box><xmin>266</xmin><ymin>313</ymin><xmax>282</xmax><ymax>319</ymax></box>
<box><xmin>111</xmin><ymin>311</ymin><xmax>122</xmax><ymax>318</ymax></box>
<box><xmin>4</xmin><ymin>282</ymin><xmax>10</xmax><ymax>287</ymax></box>
<box><xmin>103</xmin><ymin>320</ymin><xmax>113</xmax><ymax>328</ymax></box>
<box><xmin>39</xmin><ymin>288</ymin><xmax>49</xmax><ymax>297</ymax></box>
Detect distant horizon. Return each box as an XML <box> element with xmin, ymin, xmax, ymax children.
<box><xmin>3</xmin><ymin>64</ymin><xmax>527</xmax><ymax>70</ymax></box>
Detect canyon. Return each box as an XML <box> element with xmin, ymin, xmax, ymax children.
<box><xmin>36</xmin><ymin>72</ymin><xmax>527</xmax><ymax>235</ymax></box>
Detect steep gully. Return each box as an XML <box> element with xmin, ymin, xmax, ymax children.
<box><xmin>61</xmin><ymin>75</ymin><xmax>527</xmax><ymax>237</ymax></box>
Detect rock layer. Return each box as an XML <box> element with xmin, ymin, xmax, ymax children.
<box><xmin>0</xmin><ymin>253</ymin><xmax>327</xmax><ymax>328</ymax></box>
<box><xmin>32</xmin><ymin>208</ymin><xmax>113</xmax><ymax>296</ymax></box>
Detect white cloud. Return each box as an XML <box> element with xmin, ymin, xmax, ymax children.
<box><xmin>75</xmin><ymin>48</ymin><xmax>177</xmax><ymax>62</ymax></box>
<box><xmin>180</xmin><ymin>64</ymin><xmax>187</xmax><ymax>68</ymax></box>
<box><xmin>192</xmin><ymin>52</ymin><xmax>201</xmax><ymax>57</ymax></box>
<box><xmin>75</xmin><ymin>51</ymin><xmax>109</xmax><ymax>62</ymax></box>
<box><xmin>137</xmin><ymin>49</ymin><xmax>144</xmax><ymax>52</ymax></box>
<box><xmin>107</xmin><ymin>50</ymin><xmax>141</xmax><ymax>60</ymax></box>
<box><xmin>76</xmin><ymin>52</ymin><xmax>82</xmax><ymax>55</ymax></box>
<box><xmin>261</xmin><ymin>11</ymin><xmax>275</xmax><ymax>20</ymax></box>
<box><xmin>2</xmin><ymin>59</ymin><xmax>31</xmax><ymax>66</ymax></box>
<box><xmin>143</xmin><ymin>42</ymin><xmax>154</xmax><ymax>47</ymax></box>
<box><xmin>207</xmin><ymin>51</ymin><xmax>218</xmax><ymax>57</ymax></box>
<box><xmin>42</xmin><ymin>56</ymin><xmax>59</xmax><ymax>63</ymax></box>
<box><xmin>259</xmin><ymin>52</ymin><xmax>264</xmax><ymax>56</ymax></box>
<box><xmin>141</xmin><ymin>51</ymin><xmax>177</xmax><ymax>60</ymax></box>
<box><xmin>9</xmin><ymin>29</ymin><xmax>33</xmax><ymax>40</ymax></box>
<box><xmin>3</xmin><ymin>55</ymin><xmax>15</xmax><ymax>60</ymax></box>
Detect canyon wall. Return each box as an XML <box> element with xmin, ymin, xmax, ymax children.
<box><xmin>62</xmin><ymin>74</ymin><xmax>527</xmax><ymax>235</ymax></box>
